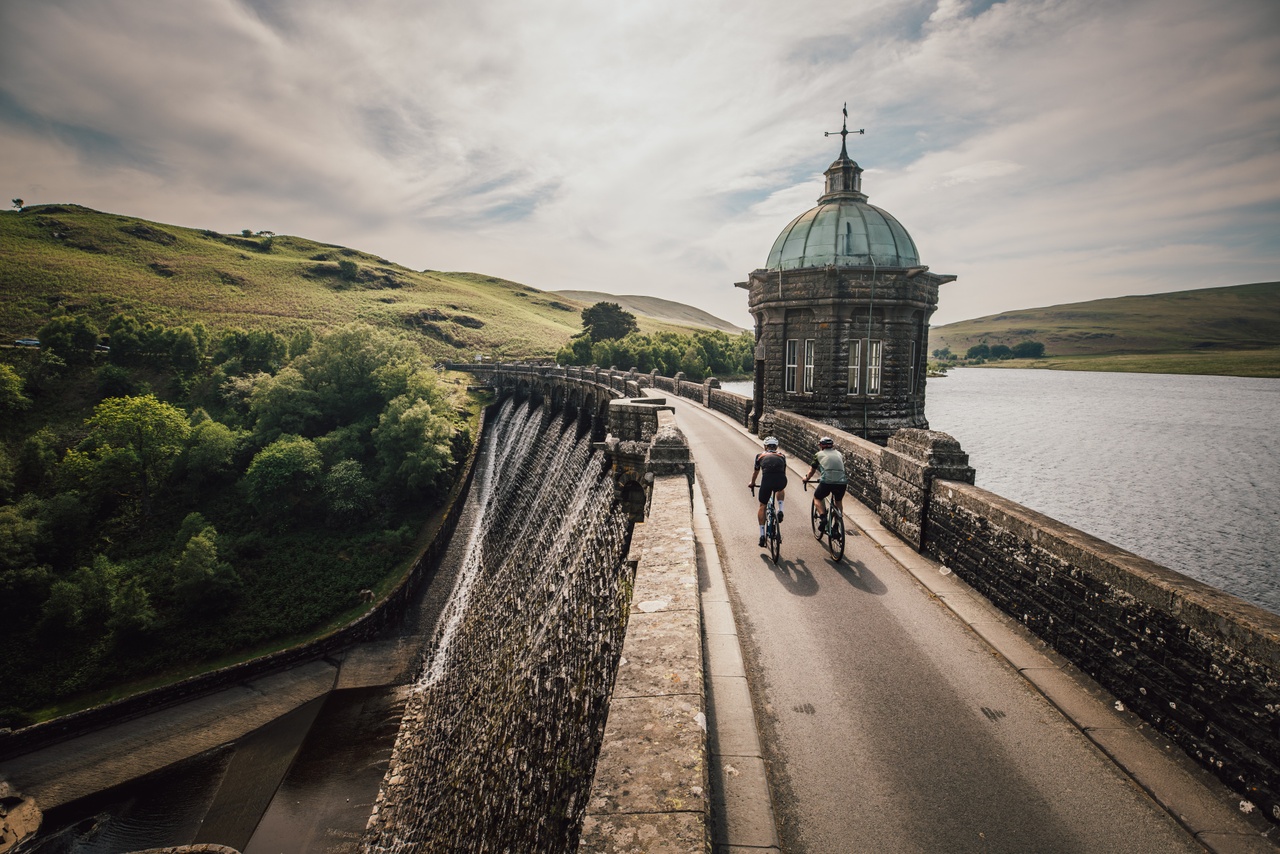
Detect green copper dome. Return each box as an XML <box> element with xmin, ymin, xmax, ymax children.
<box><xmin>765</xmin><ymin>200</ymin><xmax>920</xmax><ymax>271</ymax></box>
<box><xmin>766</xmin><ymin>127</ymin><xmax>920</xmax><ymax>271</ymax></box>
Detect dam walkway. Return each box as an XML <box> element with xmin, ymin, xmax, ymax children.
<box><xmin>666</xmin><ymin>395</ymin><xmax>1270</xmax><ymax>853</ymax></box>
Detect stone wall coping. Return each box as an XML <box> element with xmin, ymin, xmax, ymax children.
<box><xmin>935</xmin><ymin>479</ymin><xmax>1280</xmax><ymax>669</ymax></box>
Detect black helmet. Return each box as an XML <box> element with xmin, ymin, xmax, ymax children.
<box><xmin>819</xmin><ymin>436</ymin><xmax>834</xmax><ymax>448</ymax></box>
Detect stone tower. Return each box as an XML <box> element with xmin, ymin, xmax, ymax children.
<box><xmin>738</xmin><ymin>119</ymin><xmax>955</xmax><ymax>444</ymax></box>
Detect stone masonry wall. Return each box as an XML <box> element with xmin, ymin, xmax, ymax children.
<box><xmin>707</xmin><ymin>388</ymin><xmax>751</xmax><ymax>428</ymax></box>
<box><xmin>927</xmin><ymin>481</ymin><xmax>1280</xmax><ymax>822</ymax></box>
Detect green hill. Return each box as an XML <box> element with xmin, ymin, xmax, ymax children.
<box><xmin>0</xmin><ymin>205</ymin><xmax>700</xmax><ymax>360</ymax></box>
<box><xmin>930</xmin><ymin>282</ymin><xmax>1280</xmax><ymax>377</ymax></box>
<box><xmin>551</xmin><ymin>290</ymin><xmax>746</xmax><ymax>334</ymax></box>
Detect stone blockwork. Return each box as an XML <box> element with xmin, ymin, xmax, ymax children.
<box><xmin>743</xmin><ymin>266</ymin><xmax>946</xmax><ymax>443</ymax></box>
<box><xmin>927</xmin><ymin>481</ymin><xmax>1280</xmax><ymax>823</ymax></box>
<box><xmin>580</xmin><ymin>473</ymin><xmax>710</xmax><ymax>854</ymax></box>
<box><xmin>707</xmin><ymin>387</ymin><xmax>751</xmax><ymax>427</ymax></box>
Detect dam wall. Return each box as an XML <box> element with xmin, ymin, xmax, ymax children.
<box><xmin>362</xmin><ymin>398</ymin><xmax>634</xmax><ymax>852</ymax></box>
<box><xmin>362</xmin><ymin>385</ymin><xmax>708</xmax><ymax>852</ymax></box>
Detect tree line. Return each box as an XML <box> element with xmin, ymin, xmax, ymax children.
<box><xmin>0</xmin><ymin>313</ymin><xmax>470</xmax><ymax>726</ymax></box>
<box><xmin>556</xmin><ymin>302</ymin><xmax>754</xmax><ymax>379</ymax></box>
<box><xmin>932</xmin><ymin>340</ymin><xmax>1046</xmax><ymax>364</ymax></box>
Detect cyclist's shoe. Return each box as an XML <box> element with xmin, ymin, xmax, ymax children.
<box><xmin>777</xmin><ymin>512</ymin><xmax>784</xmax><ymax>523</ymax></box>
<box><xmin>758</xmin><ymin>535</ymin><xmax>766</xmax><ymax>547</ymax></box>
<box><xmin>818</xmin><ymin>513</ymin><xmax>828</xmax><ymax>531</ymax></box>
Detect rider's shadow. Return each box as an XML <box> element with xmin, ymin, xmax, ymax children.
<box><xmin>833</xmin><ymin>558</ymin><xmax>888</xmax><ymax>595</ymax></box>
<box><xmin>761</xmin><ymin>555</ymin><xmax>819</xmax><ymax>596</ymax></box>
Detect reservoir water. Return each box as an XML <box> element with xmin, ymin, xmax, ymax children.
<box><xmin>723</xmin><ymin>370</ymin><xmax>1280</xmax><ymax>615</ymax></box>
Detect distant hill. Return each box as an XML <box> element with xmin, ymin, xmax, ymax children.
<box><xmin>552</xmin><ymin>290</ymin><xmax>746</xmax><ymax>334</ymax></box>
<box><xmin>0</xmin><ymin>205</ymin><xmax>704</xmax><ymax>361</ymax></box>
<box><xmin>930</xmin><ymin>282</ymin><xmax>1280</xmax><ymax>377</ymax></box>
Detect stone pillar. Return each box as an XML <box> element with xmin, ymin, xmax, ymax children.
<box><xmin>702</xmin><ymin>377</ymin><xmax>720</xmax><ymax>406</ymax></box>
<box><xmin>877</xmin><ymin>429</ymin><xmax>974</xmax><ymax>550</ymax></box>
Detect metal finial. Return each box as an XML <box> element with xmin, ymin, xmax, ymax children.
<box><xmin>824</xmin><ymin>102</ymin><xmax>864</xmax><ymax>158</ymax></box>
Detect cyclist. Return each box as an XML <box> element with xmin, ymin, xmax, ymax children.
<box><xmin>803</xmin><ymin>436</ymin><xmax>847</xmax><ymax>531</ymax></box>
<box><xmin>748</xmin><ymin>436</ymin><xmax>787</xmax><ymax>547</ymax></box>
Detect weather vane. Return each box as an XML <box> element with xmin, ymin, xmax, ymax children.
<box><xmin>825</xmin><ymin>103</ymin><xmax>864</xmax><ymax>154</ymax></box>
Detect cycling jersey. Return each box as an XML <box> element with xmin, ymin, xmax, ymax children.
<box><xmin>754</xmin><ymin>450</ymin><xmax>787</xmax><ymax>505</ymax></box>
<box><xmin>810</xmin><ymin>448</ymin><xmax>848</xmax><ymax>484</ymax></box>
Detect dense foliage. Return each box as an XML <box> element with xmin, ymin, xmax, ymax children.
<box><xmin>556</xmin><ymin>328</ymin><xmax>755</xmax><ymax>380</ymax></box>
<box><xmin>0</xmin><ymin>315</ymin><xmax>472</xmax><ymax>725</ymax></box>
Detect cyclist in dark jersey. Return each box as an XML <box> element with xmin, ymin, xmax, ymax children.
<box><xmin>748</xmin><ymin>436</ymin><xmax>787</xmax><ymax>547</ymax></box>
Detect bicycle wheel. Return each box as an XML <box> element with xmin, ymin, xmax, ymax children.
<box><xmin>828</xmin><ymin>509</ymin><xmax>845</xmax><ymax>560</ymax></box>
<box><xmin>811</xmin><ymin>500</ymin><xmax>823</xmax><ymax>541</ymax></box>
<box><xmin>768</xmin><ymin>502</ymin><xmax>782</xmax><ymax>562</ymax></box>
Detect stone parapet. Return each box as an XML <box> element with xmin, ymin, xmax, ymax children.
<box><xmin>580</xmin><ymin>472</ymin><xmax>709</xmax><ymax>853</ymax></box>
<box><xmin>927</xmin><ymin>480</ymin><xmax>1280</xmax><ymax>822</ymax></box>
<box><xmin>878</xmin><ymin>428</ymin><xmax>974</xmax><ymax>550</ymax></box>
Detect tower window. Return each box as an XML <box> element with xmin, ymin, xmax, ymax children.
<box><xmin>867</xmin><ymin>339</ymin><xmax>882</xmax><ymax>396</ymax></box>
<box><xmin>803</xmin><ymin>339</ymin><xmax>815</xmax><ymax>394</ymax></box>
<box><xmin>847</xmin><ymin>339</ymin><xmax>861</xmax><ymax>395</ymax></box>
<box><xmin>784</xmin><ymin>339</ymin><xmax>798</xmax><ymax>393</ymax></box>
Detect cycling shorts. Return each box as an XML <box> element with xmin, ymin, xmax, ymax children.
<box><xmin>814</xmin><ymin>482</ymin><xmax>846</xmax><ymax>503</ymax></box>
<box><xmin>758</xmin><ymin>473</ymin><xmax>787</xmax><ymax>505</ymax></box>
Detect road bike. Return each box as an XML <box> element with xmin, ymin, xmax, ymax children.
<box><xmin>750</xmin><ymin>485</ymin><xmax>783</xmax><ymax>562</ymax></box>
<box><xmin>804</xmin><ymin>480</ymin><xmax>845</xmax><ymax>560</ymax></box>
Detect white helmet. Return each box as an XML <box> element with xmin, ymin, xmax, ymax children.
<box><xmin>763</xmin><ymin>436</ymin><xmax>779</xmax><ymax>448</ymax></box>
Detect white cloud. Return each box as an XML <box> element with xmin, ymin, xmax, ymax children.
<box><xmin>1</xmin><ymin>0</ymin><xmax>1276</xmax><ymax>329</ymax></box>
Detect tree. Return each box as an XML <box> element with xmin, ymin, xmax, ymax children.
<box><xmin>373</xmin><ymin>383</ymin><xmax>455</xmax><ymax>498</ymax></box>
<box><xmin>39</xmin><ymin>312</ymin><xmax>100</xmax><ymax>366</ymax></box>
<box><xmin>173</xmin><ymin>524</ymin><xmax>240</xmax><ymax>612</ymax></box>
<box><xmin>0</xmin><ymin>363</ymin><xmax>29</xmax><ymax>413</ymax></box>
<box><xmin>242</xmin><ymin>434</ymin><xmax>323</xmax><ymax>514</ymax></box>
<box><xmin>106</xmin><ymin>314</ymin><xmax>145</xmax><ymax>365</ymax></box>
<box><xmin>581</xmin><ymin>302</ymin><xmax>638</xmax><ymax>342</ymax></box>
<box><xmin>70</xmin><ymin>394</ymin><xmax>191</xmax><ymax>517</ymax></box>
<box><xmin>1012</xmin><ymin>340</ymin><xmax>1046</xmax><ymax>359</ymax></box>
<box><xmin>12</xmin><ymin>198</ymin><xmax>23</xmax><ymax>211</ymax></box>
<box><xmin>965</xmin><ymin>343</ymin><xmax>990</xmax><ymax>360</ymax></box>
<box><xmin>990</xmin><ymin>344</ymin><xmax>1013</xmax><ymax>360</ymax></box>
<box><xmin>324</xmin><ymin>459</ymin><xmax>376</xmax><ymax>525</ymax></box>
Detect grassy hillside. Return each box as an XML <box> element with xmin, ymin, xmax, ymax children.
<box><xmin>930</xmin><ymin>282</ymin><xmax>1280</xmax><ymax>377</ymax></box>
<box><xmin>0</xmin><ymin>205</ymin><xmax>698</xmax><ymax>360</ymax></box>
<box><xmin>552</xmin><ymin>290</ymin><xmax>746</xmax><ymax>334</ymax></box>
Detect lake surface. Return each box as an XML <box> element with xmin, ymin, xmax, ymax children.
<box><xmin>721</xmin><ymin>370</ymin><xmax>1280</xmax><ymax>615</ymax></box>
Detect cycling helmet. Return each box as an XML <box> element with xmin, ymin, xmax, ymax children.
<box><xmin>763</xmin><ymin>436</ymin><xmax>779</xmax><ymax>448</ymax></box>
<box><xmin>819</xmin><ymin>436</ymin><xmax>834</xmax><ymax>448</ymax></box>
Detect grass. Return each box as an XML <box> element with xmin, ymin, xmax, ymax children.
<box><xmin>0</xmin><ymin>205</ymin><xmax>704</xmax><ymax>362</ymax></box>
<box><xmin>931</xmin><ymin>282</ymin><xmax>1280</xmax><ymax>378</ymax></box>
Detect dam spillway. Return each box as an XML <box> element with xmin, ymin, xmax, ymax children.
<box><xmin>362</xmin><ymin>396</ymin><xmax>634</xmax><ymax>853</ymax></box>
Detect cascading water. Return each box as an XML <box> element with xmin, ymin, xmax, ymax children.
<box><xmin>363</xmin><ymin>397</ymin><xmax>634</xmax><ymax>853</ymax></box>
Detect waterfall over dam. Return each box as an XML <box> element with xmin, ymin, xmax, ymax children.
<box><xmin>363</xmin><ymin>396</ymin><xmax>634</xmax><ymax>853</ymax></box>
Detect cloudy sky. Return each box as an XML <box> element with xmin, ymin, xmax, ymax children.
<box><xmin>2</xmin><ymin>0</ymin><xmax>1277</xmax><ymax>327</ymax></box>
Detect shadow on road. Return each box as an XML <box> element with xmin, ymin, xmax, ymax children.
<box><xmin>760</xmin><ymin>554</ymin><xmax>819</xmax><ymax>596</ymax></box>
<box><xmin>832</xmin><ymin>558</ymin><xmax>888</xmax><ymax>595</ymax></box>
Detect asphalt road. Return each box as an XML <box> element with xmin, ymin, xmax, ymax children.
<box><xmin>667</xmin><ymin>397</ymin><xmax>1204</xmax><ymax>854</ymax></box>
